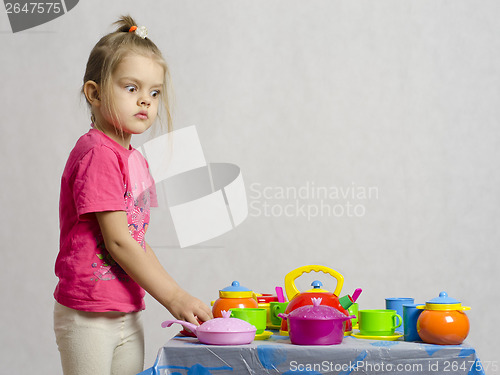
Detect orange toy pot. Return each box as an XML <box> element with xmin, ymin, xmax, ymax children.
<box><xmin>212</xmin><ymin>281</ymin><xmax>258</xmax><ymax>318</ymax></box>
<box><xmin>417</xmin><ymin>292</ymin><xmax>470</xmax><ymax>345</ymax></box>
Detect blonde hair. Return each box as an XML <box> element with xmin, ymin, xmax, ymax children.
<box><xmin>82</xmin><ymin>15</ymin><xmax>173</xmax><ymax>135</ymax></box>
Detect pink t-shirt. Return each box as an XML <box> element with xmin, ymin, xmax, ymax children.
<box><xmin>54</xmin><ymin>129</ymin><xmax>157</xmax><ymax>312</ymax></box>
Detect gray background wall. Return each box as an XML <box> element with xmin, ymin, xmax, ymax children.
<box><xmin>1</xmin><ymin>1</ymin><xmax>499</xmax><ymax>373</ymax></box>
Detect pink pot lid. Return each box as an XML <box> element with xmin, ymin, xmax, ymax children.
<box><xmin>197</xmin><ymin>310</ymin><xmax>256</xmax><ymax>333</ymax></box>
<box><xmin>289</xmin><ymin>298</ymin><xmax>348</xmax><ymax>320</ymax></box>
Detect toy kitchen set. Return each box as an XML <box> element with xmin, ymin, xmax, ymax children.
<box><xmin>149</xmin><ymin>265</ymin><xmax>485</xmax><ymax>375</ymax></box>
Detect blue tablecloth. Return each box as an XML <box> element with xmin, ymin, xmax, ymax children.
<box><xmin>139</xmin><ymin>332</ymin><xmax>485</xmax><ymax>375</ymax></box>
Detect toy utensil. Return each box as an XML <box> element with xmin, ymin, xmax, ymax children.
<box><xmin>352</xmin><ymin>288</ymin><xmax>362</xmax><ymax>302</ymax></box>
<box><xmin>276</xmin><ymin>286</ymin><xmax>285</xmax><ymax>303</ymax></box>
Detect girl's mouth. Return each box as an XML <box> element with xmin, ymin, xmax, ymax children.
<box><xmin>135</xmin><ymin>111</ymin><xmax>148</xmax><ymax>120</ymax></box>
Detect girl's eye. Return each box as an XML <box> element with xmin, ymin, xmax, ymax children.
<box><xmin>125</xmin><ymin>85</ymin><xmax>137</xmax><ymax>93</ymax></box>
<box><xmin>151</xmin><ymin>90</ymin><xmax>160</xmax><ymax>98</ymax></box>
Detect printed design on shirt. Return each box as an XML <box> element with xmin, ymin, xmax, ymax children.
<box><xmin>90</xmin><ymin>236</ymin><xmax>128</xmax><ymax>282</ymax></box>
<box><xmin>124</xmin><ymin>181</ymin><xmax>152</xmax><ymax>250</ymax></box>
<box><xmin>128</xmin><ymin>206</ymin><xmax>149</xmax><ymax>248</ymax></box>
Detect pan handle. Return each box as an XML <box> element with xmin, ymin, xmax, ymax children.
<box><xmin>161</xmin><ymin>319</ymin><xmax>198</xmax><ymax>334</ymax></box>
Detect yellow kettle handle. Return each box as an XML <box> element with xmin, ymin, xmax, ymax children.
<box><xmin>284</xmin><ymin>265</ymin><xmax>344</xmax><ymax>301</ymax></box>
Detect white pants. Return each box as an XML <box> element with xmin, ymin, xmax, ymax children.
<box><xmin>54</xmin><ymin>302</ymin><xmax>145</xmax><ymax>375</ymax></box>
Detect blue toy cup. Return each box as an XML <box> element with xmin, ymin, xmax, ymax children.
<box><xmin>403</xmin><ymin>303</ymin><xmax>423</xmax><ymax>342</ymax></box>
<box><xmin>385</xmin><ymin>298</ymin><xmax>414</xmax><ymax>333</ymax></box>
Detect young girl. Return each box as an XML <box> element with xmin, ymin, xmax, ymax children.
<box><xmin>53</xmin><ymin>15</ymin><xmax>212</xmax><ymax>375</ymax></box>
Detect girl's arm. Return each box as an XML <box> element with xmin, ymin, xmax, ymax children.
<box><xmin>95</xmin><ymin>210</ymin><xmax>213</xmax><ymax>325</ymax></box>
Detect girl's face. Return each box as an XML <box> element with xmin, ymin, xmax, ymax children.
<box><xmin>100</xmin><ymin>53</ymin><xmax>165</xmax><ymax>147</ymax></box>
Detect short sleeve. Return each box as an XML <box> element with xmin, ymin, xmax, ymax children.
<box><xmin>73</xmin><ymin>146</ymin><xmax>127</xmax><ymax>217</ymax></box>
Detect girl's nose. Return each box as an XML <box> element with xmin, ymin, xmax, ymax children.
<box><xmin>139</xmin><ymin>96</ymin><xmax>151</xmax><ymax>107</ymax></box>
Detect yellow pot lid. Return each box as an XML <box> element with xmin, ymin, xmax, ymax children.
<box><xmin>417</xmin><ymin>291</ymin><xmax>471</xmax><ymax>311</ymax></box>
<box><xmin>219</xmin><ymin>281</ymin><xmax>254</xmax><ymax>298</ymax></box>
<box><xmin>219</xmin><ymin>291</ymin><xmax>254</xmax><ymax>298</ymax></box>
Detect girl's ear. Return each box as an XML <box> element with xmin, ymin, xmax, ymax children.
<box><xmin>83</xmin><ymin>80</ymin><xmax>101</xmax><ymax>106</ymax></box>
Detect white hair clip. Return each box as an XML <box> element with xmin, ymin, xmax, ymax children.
<box><xmin>128</xmin><ymin>25</ymin><xmax>148</xmax><ymax>39</ymax></box>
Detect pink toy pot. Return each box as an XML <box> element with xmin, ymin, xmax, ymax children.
<box><xmin>162</xmin><ymin>310</ymin><xmax>256</xmax><ymax>345</ymax></box>
<box><xmin>279</xmin><ymin>297</ymin><xmax>354</xmax><ymax>345</ymax></box>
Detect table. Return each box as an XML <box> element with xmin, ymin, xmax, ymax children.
<box><xmin>138</xmin><ymin>332</ymin><xmax>486</xmax><ymax>375</ymax></box>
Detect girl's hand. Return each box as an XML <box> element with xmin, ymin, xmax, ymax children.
<box><xmin>166</xmin><ymin>288</ymin><xmax>213</xmax><ymax>325</ymax></box>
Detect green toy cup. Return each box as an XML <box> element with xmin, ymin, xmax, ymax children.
<box><xmin>359</xmin><ymin>309</ymin><xmax>402</xmax><ymax>336</ymax></box>
<box><xmin>230</xmin><ymin>308</ymin><xmax>267</xmax><ymax>334</ymax></box>
<box><xmin>269</xmin><ymin>302</ymin><xmax>289</xmax><ymax>327</ymax></box>
<box><xmin>347</xmin><ymin>303</ymin><xmax>359</xmax><ymax>327</ymax></box>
